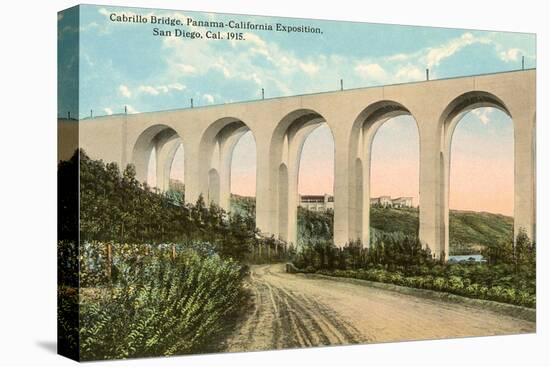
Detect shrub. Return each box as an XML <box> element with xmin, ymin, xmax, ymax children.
<box><xmin>77</xmin><ymin>248</ymin><xmax>246</xmax><ymax>360</ymax></box>
<box><xmin>447</xmin><ymin>276</ymin><xmax>464</xmax><ymax>293</ymax></box>
<box><xmin>294</xmin><ymin>230</ymin><xmax>535</xmax><ymax>308</ymax></box>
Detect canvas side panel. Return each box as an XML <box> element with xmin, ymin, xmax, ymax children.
<box><xmin>57</xmin><ymin>5</ymin><xmax>80</xmax><ymax>362</ymax></box>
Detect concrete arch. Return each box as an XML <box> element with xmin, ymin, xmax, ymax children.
<box><xmin>77</xmin><ymin>70</ymin><xmax>535</xmax><ymax>259</ymax></box>
<box><xmin>439</xmin><ymin>91</ymin><xmax>513</xmax><ymax>258</ymax></box>
<box><xmin>156</xmin><ymin>136</ymin><xmax>183</xmax><ymax>192</ymax></box>
<box><xmin>268</xmin><ymin>109</ymin><xmax>334</xmax><ymax>246</ymax></box>
<box><xmin>198</xmin><ymin>117</ymin><xmax>256</xmax><ymax>211</ymax></box>
<box><xmin>348</xmin><ymin>101</ymin><xmax>419</xmax><ymax>248</ymax></box>
<box><xmin>131</xmin><ymin>124</ymin><xmax>183</xmax><ymax>187</ymax></box>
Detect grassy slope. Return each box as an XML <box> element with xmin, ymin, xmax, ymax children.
<box><xmin>370</xmin><ymin>207</ymin><xmax>513</xmax><ymax>250</ymax></box>
<box><xmin>231</xmin><ymin>196</ymin><xmax>513</xmax><ymax>253</ymax></box>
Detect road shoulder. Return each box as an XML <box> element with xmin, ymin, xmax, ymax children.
<box><xmin>297</xmin><ymin>271</ymin><xmax>536</xmax><ymax>323</ymax></box>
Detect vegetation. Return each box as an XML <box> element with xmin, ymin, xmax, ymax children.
<box><xmin>233</xmin><ymin>195</ymin><xmax>532</xmax><ymax>308</ymax></box>
<box><xmin>58</xmin><ymin>150</ymin><xmax>285</xmax><ymax>360</ymax></box>
<box><xmin>230</xmin><ymin>198</ymin><xmax>513</xmax><ymax>256</ymax></box>
<box><xmin>370</xmin><ymin>207</ymin><xmax>514</xmax><ymax>254</ymax></box>
<box><xmin>369</xmin><ymin>207</ymin><xmax>419</xmax><ymax>238</ymax></box>
<box><xmin>450</xmin><ymin>210</ymin><xmax>513</xmax><ymax>255</ymax></box>
<box><xmin>291</xmin><ymin>206</ymin><xmax>513</xmax><ymax>255</ymax></box>
<box><xmin>79</xmin><ymin>247</ymin><xmax>245</xmax><ymax>360</ymax></box>
<box><xmin>77</xmin><ymin>150</ymin><xmax>257</xmax><ymax>260</ymax></box>
<box><xmin>230</xmin><ymin>194</ymin><xmax>256</xmax><ymax>218</ymax></box>
<box><xmin>297</xmin><ymin>207</ymin><xmax>333</xmax><ymax>248</ymax></box>
<box><xmin>58</xmin><ymin>149</ymin><xmax>535</xmax><ymax>360</ymax></box>
<box><xmin>292</xmin><ymin>231</ymin><xmax>536</xmax><ymax>308</ymax></box>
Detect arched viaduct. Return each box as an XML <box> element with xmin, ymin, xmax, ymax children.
<box><xmin>73</xmin><ymin>69</ymin><xmax>536</xmax><ymax>259</ymax></box>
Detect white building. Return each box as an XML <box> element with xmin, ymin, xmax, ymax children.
<box><xmin>299</xmin><ymin>194</ymin><xmax>334</xmax><ymax>212</ymax></box>
<box><xmin>370</xmin><ymin>196</ymin><xmax>414</xmax><ymax>208</ymax></box>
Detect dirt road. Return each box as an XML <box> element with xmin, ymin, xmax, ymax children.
<box><xmin>224</xmin><ymin>264</ymin><xmax>535</xmax><ymax>352</ymax></box>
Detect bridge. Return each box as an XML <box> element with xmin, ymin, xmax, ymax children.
<box><xmin>59</xmin><ymin>69</ymin><xmax>536</xmax><ymax>258</ymax></box>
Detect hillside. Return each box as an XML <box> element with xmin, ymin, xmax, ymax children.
<box><xmin>370</xmin><ymin>207</ymin><xmax>513</xmax><ymax>254</ymax></box>
<box><xmin>230</xmin><ymin>196</ymin><xmax>513</xmax><ymax>255</ymax></box>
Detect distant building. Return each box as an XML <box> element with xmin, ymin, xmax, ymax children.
<box><xmin>390</xmin><ymin>197</ymin><xmax>414</xmax><ymax>208</ymax></box>
<box><xmin>370</xmin><ymin>195</ymin><xmax>392</xmax><ymax>207</ymax></box>
<box><xmin>299</xmin><ymin>194</ymin><xmax>413</xmax><ymax>211</ymax></box>
<box><xmin>370</xmin><ymin>196</ymin><xmax>414</xmax><ymax>208</ymax></box>
<box><xmin>299</xmin><ymin>194</ymin><xmax>334</xmax><ymax>212</ymax></box>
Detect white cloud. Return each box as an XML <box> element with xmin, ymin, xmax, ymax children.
<box><xmin>245</xmin><ymin>32</ymin><xmax>267</xmax><ymax>49</ymax></box>
<box><xmin>162</xmin><ymin>31</ymin><xmax>334</xmax><ymax>97</ymax></box>
<box><xmin>203</xmin><ymin>94</ymin><xmax>215</xmax><ymax>104</ymax></box>
<box><xmin>472</xmin><ymin>108</ymin><xmax>492</xmax><ymax>125</ymax></box>
<box><xmin>355</xmin><ymin>63</ymin><xmax>387</xmax><ymax>81</ymax></box>
<box><xmin>424</xmin><ymin>33</ymin><xmax>491</xmax><ymax>68</ymax></box>
<box><xmin>80</xmin><ymin>22</ymin><xmax>99</xmax><ymax>32</ymax></box>
<box><xmin>103</xmin><ymin>28</ymin><xmax>532</xmax><ymax>113</ymax></box>
<box><xmin>103</xmin><ymin>107</ymin><xmax>113</xmax><ymax>115</ymax></box>
<box><xmin>350</xmin><ymin>32</ymin><xmax>500</xmax><ymax>85</ymax></box>
<box><xmin>118</xmin><ymin>85</ymin><xmax>132</xmax><ymax>98</ymax></box>
<box><xmin>250</xmin><ymin>73</ymin><xmax>262</xmax><ymax>86</ymax></box>
<box><xmin>299</xmin><ymin>62</ymin><xmax>320</xmax><ymax>76</ymax></box>
<box><xmin>386</xmin><ymin>53</ymin><xmax>409</xmax><ymax>62</ymax></box>
<box><xmin>98</xmin><ymin>8</ymin><xmax>110</xmax><ymax>17</ymax></box>
<box><xmin>499</xmin><ymin>48</ymin><xmax>521</xmax><ymax>62</ymax></box>
<box><xmin>126</xmin><ymin>105</ymin><xmax>139</xmax><ymax>114</ymax></box>
<box><xmin>167</xmin><ymin>83</ymin><xmax>185</xmax><ymax>91</ymax></box>
<box><xmin>135</xmin><ymin>83</ymin><xmax>186</xmax><ymax>96</ymax></box>
<box><xmin>138</xmin><ymin>85</ymin><xmax>160</xmax><ymax>95</ymax></box>
<box><xmin>212</xmin><ymin>58</ymin><xmax>232</xmax><ymax>78</ymax></box>
<box><xmin>176</xmin><ymin>64</ymin><xmax>197</xmax><ymax>74</ymax></box>
<box><xmin>395</xmin><ymin>65</ymin><xmax>424</xmax><ymax>82</ymax></box>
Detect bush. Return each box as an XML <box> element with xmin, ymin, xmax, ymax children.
<box><xmin>77</xmin><ymin>248</ymin><xmax>246</xmax><ymax>360</ymax></box>
<box><xmin>293</xmin><ymin>230</ymin><xmax>535</xmax><ymax>308</ymax></box>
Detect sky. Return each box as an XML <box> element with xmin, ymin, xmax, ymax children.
<box><xmin>59</xmin><ymin>5</ymin><xmax>535</xmax><ymax>216</ymax></box>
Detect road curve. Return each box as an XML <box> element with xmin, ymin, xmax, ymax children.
<box><xmin>223</xmin><ymin>264</ymin><xmax>535</xmax><ymax>352</ymax></box>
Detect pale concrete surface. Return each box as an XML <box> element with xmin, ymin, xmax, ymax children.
<box><xmin>223</xmin><ymin>264</ymin><xmax>535</xmax><ymax>352</ymax></box>
<box><xmin>73</xmin><ymin>69</ymin><xmax>536</xmax><ymax>256</ymax></box>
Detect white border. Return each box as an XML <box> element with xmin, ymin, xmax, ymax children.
<box><xmin>1</xmin><ymin>1</ymin><xmax>546</xmax><ymax>366</ymax></box>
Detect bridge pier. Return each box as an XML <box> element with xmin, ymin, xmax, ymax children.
<box><xmin>183</xmin><ymin>141</ymin><xmax>202</xmax><ymax>205</ymax></box>
<box><xmin>255</xmin><ymin>137</ymin><xmax>274</xmax><ymax>236</ymax></box>
<box><xmin>333</xmin><ymin>135</ymin><xmax>352</xmax><ymax>247</ymax></box>
<box><xmin>418</xmin><ymin>118</ymin><xmax>446</xmax><ymax>259</ymax></box>
<box><xmin>76</xmin><ymin>70</ymin><xmax>536</xmax><ymax>259</ymax></box>
<box><xmin>513</xmin><ymin>111</ymin><xmax>536</xmax><ymax>241</ymax></box>
<box><xmin>217</xmin><ymin>126</ymin><xmax>249</xmax><ymax>211</ymax></box>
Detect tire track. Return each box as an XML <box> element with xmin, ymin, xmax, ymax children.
<box><xmin>225</xmin><ymin>264</ymin><xmax>366</xmax><ymax>352</ymax></box>
<box><xmin>224</xmin><ymin>264</ymin><xmax>535</xmax><ymax>352</ymax></box>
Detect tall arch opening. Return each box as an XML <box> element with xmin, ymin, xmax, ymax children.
<box><xmin>229</xmin><ymin>130</ymin><xmax>257</xmax><ymax>218</ymax></box>
<box><xmin>198</xmin><ymin>118</ymin><xmax>256</xmax><ymax>221</ymax></box>
<box><xmin>132</xmin><ymin>124</ymin><xmax>184</xmax><ymax>195</ymax></box>
<box><xmin>167</xmin><ymin>143</ymin><xmax>185</xmax><ymax>201</ymax></box>
<box><xmin>297</xmin><ymin>123</ymin><xmax>335</xmax><ymax>249</ymax></box>
<box><xmin>370</xmin><ymin>116</ymin><xmax>420</xmax><ymax>243</ymax></box>
<box><xmin>348</xmin><ymin>101</ymin><xmax>419</xmax><ymax>248</ymax></box>
<box><xmin>441</xmin><ymin>92</ymin><xmax>514</xmax><ymax>258</ymax></box>
<box><xmin>269</xmin><ymin>109</ymin><xmax>333</xmax><ymax>247</ymax></box>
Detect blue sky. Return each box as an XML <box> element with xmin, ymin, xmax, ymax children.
<box><xmin>58</xmin><ymin>4</ymin><xmax>535</xmax><ymax>117</ymax></box>
<box><xmin>59</xmin><ymin>5</ymin><xmax>533</xmax><ymax>215</ymax></box>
